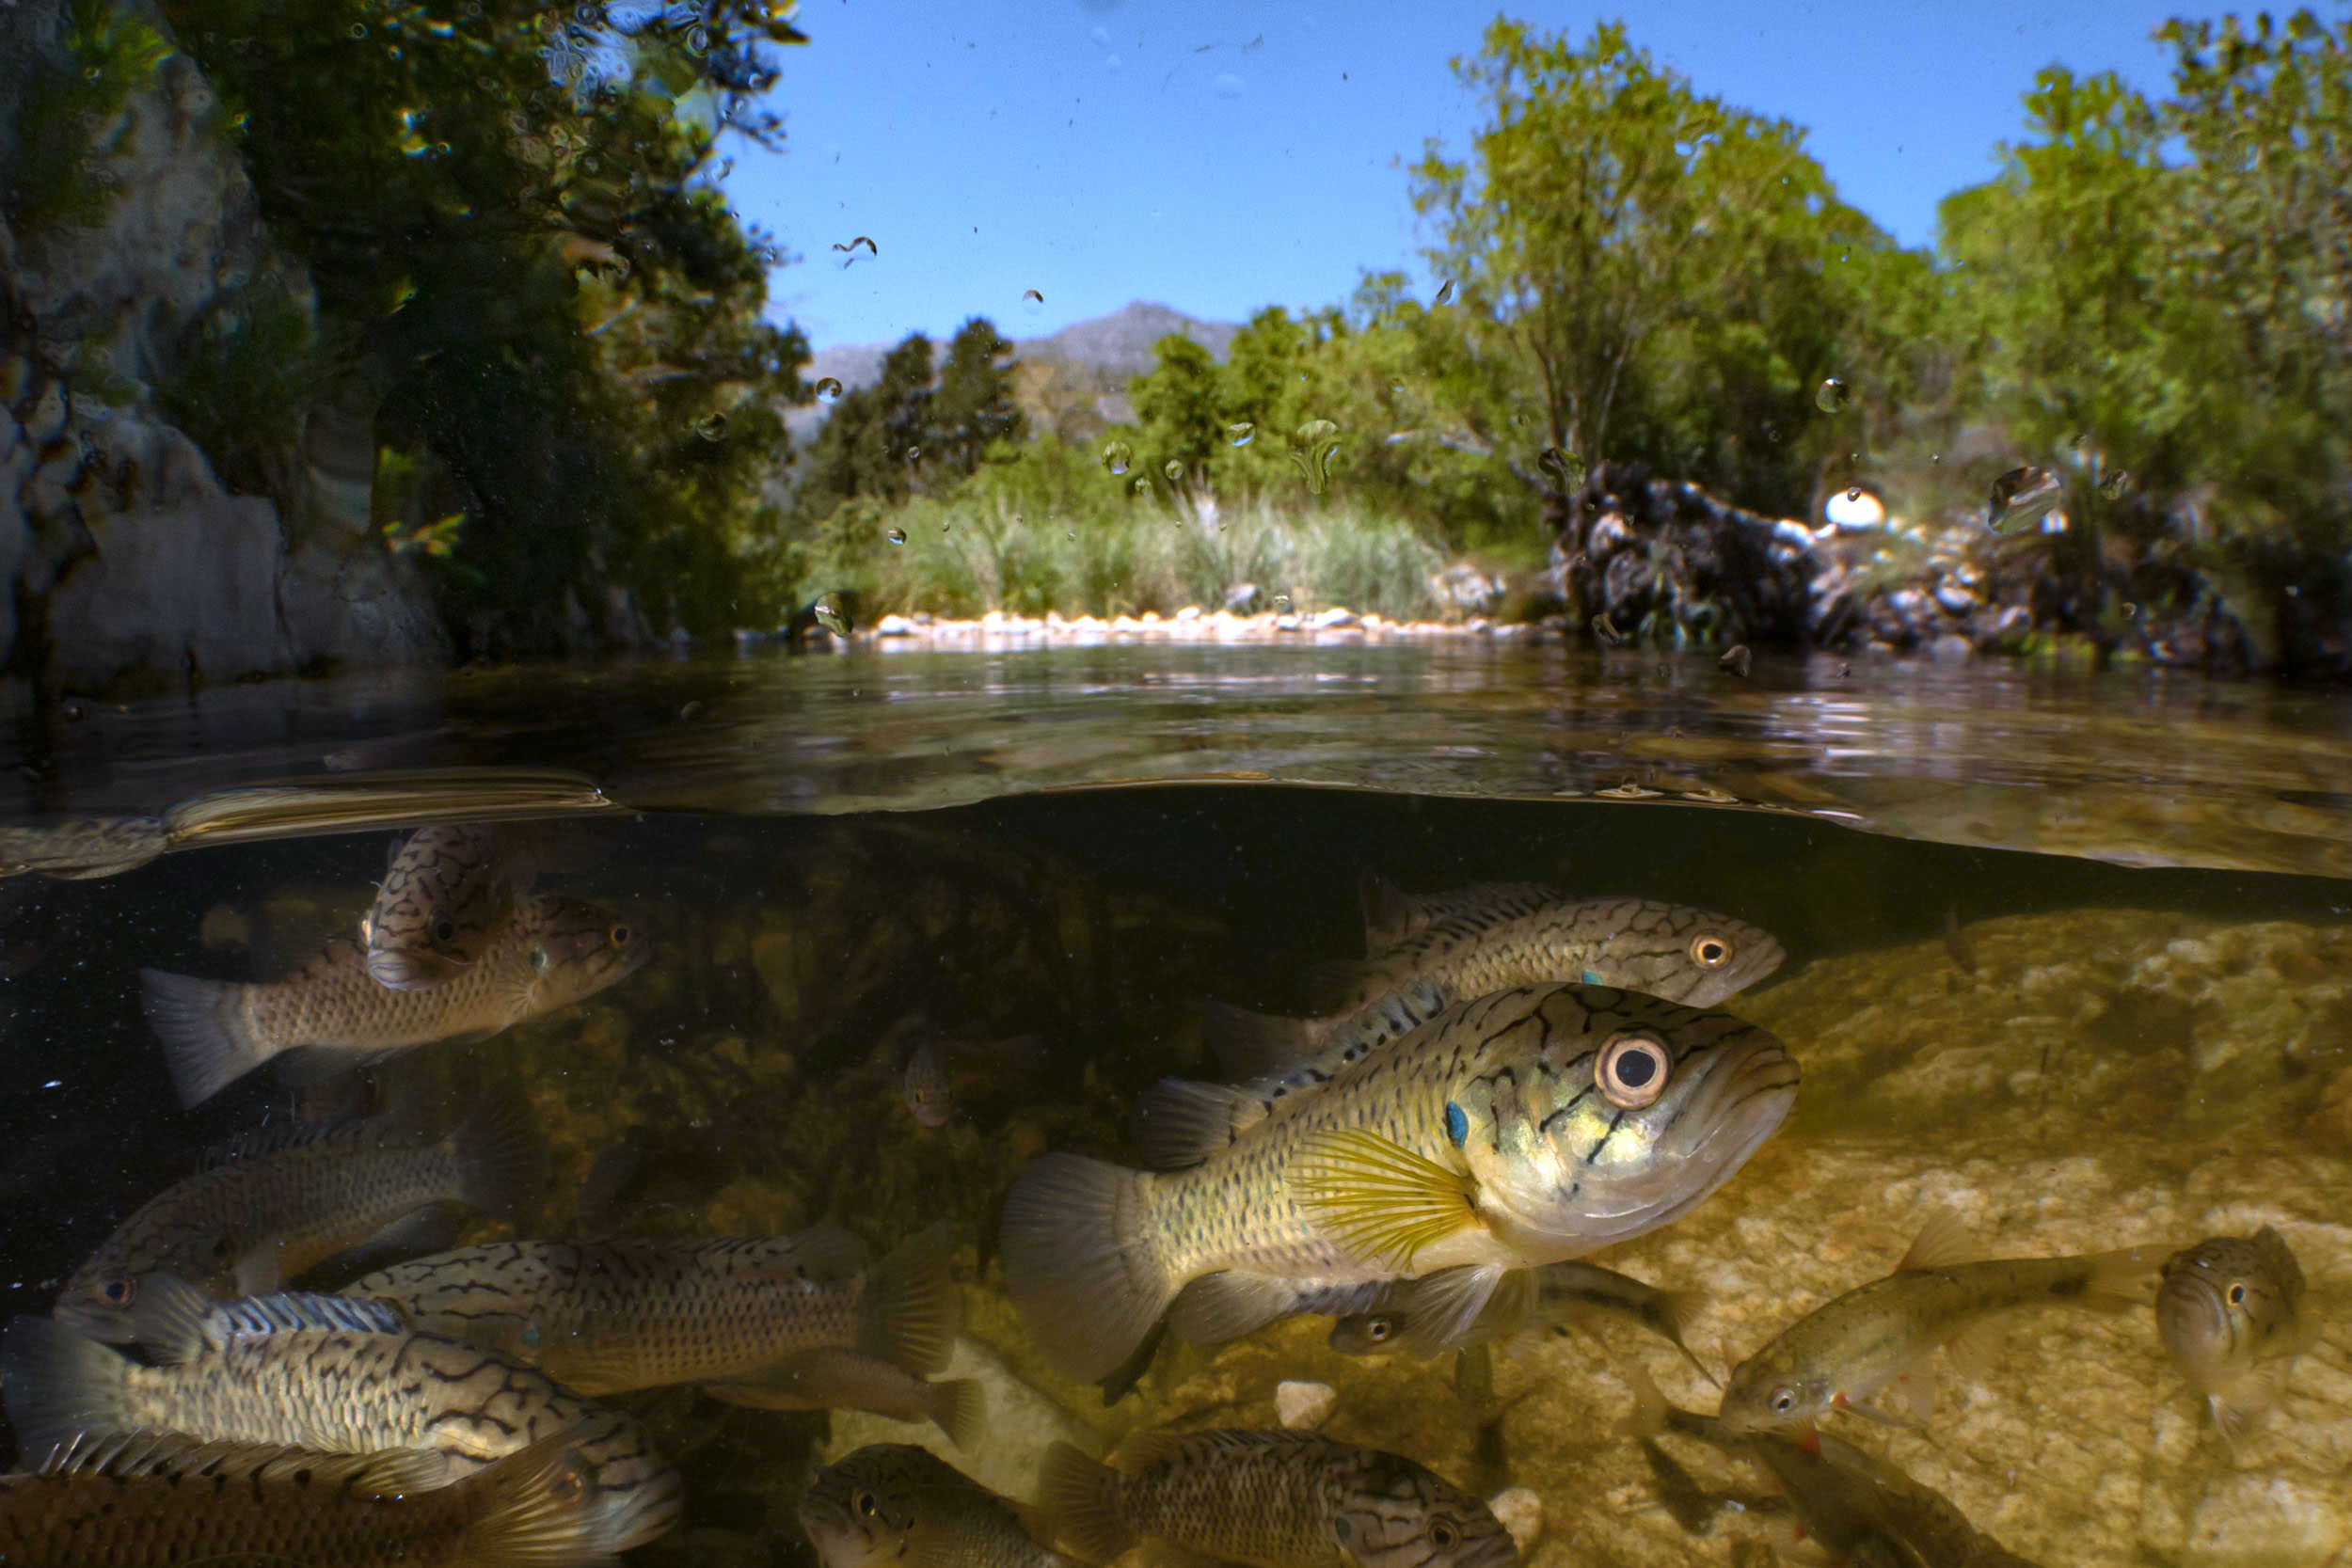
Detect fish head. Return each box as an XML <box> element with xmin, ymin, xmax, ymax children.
<box><xmin>1334</xmin><ymin>1459</ymin><xmax>1518</xmax><ymax>1568</ymax></box>
<box><xmin>365</xmin><ymin>825</ymin><xmax>514</xmax><ymax>989</ymax></box>
<box><xmin>1717</xmin><ymin>1355</ymin><xmax>1838</xmax><ymax>1434</ymax></box>
<box><xmin>902</xmin><ymin>1043</ymin><xmax>954</xmax><ymax>1127</ymax></box>
<box><xmin>2157</xmin><ymin>1233</ymin><xmax>2302</xmax><ymax>1377</ymax></box>
<box><xmin>514</xmin><ymin>895</ymin><xmax>656</xmax><ymax>1009</ymax></box>
<box><xmin>1458</xmin><ymin>986</ymin><xmax>1797</xmax><ymax>1255</ymax></box>
<box><xmin>797</xmin><ymin>1445</ymin><xmax>936</xmax><ymax>1568</ymax></box>
<box><xmin>1590</xmin><ymin>904</ymin><xmax>1786</xmax><ymax>1007</ymax></box>
<box><xmin>1328</xmin><ymin>1309</ymin><xmax>1406</xmax><ymax>1355</ymax></box>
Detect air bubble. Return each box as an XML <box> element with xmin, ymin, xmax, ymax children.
<box><xmin>1101</xmin><ymin>440</ymin><xmax>1132</xmax><ymax>477</ymax></box>
<box><xmin>815</xmin><ymin>377</ymin><xmax>842</xmax><ymax>404</ymax></box>
<box><xmin>1227</xmin><ymin>421</ymin><xmax>1255</xmax><ymax>447</ymax></box>
<box><xmin>1290</xmin><ymin>419</ymin><xmax>1342</xmax><ymax>496</ymax></box>
<box><xmin>1815</xmin><ymin>377</ymin><xmax>1849</xmax><ymax>413</ymax></box>
<box><xmin>692</xmin><ymin>412</ymin><xmax>727</xmax><ymax>441</ymax></box>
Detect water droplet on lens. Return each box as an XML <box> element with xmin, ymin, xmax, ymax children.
<box><xmin>1591</xmin><ymin>612</ymin><xmax>1623</xmax><ymax>646</ymax></box>
<box><xmin>1227</xmin><ymin>421</ymin><xmax>1255</xmax><ymax>447</ymax></box>
<box><xmin>1133</xmin><ymin>476</ymin><xmax>1151</xmax><ymax>496</ymax></box>
<box><xmin>1433</xmin><ymin>279</ymin><xmax>1454</xmax><ymax>307</ymax></box>
<box><xmin>885</xmin><ymin>527</ymin><xmax>907</xmax><ymax>546</ymax></box>
<box><xmin>2122</xmin><ymin>601</ymin><xmax>2138</xmax><ymax>620</ymax></box>
<box><xmin>1163</xmin><ymin>460</ymin><xmax>1183</xmax><ymax>481</ymax></box>
<box><xmin>815</xmin><ymin>377</ymin><xmax>842</xmax><ymax>404</ymax></box>
<box><xmin>692</xmin><ymin>412</ymin><xmax>727</xmax><ymax>441</ymax></box>
<box><xmin>1986</xmin><ymin>464</ymin><xmax>2063</xmax><ymax>533</ymax></box>
<box><xmin>1718</xmin><ymin>643</ymin><xmax>1753</xmax><ymax>677</ymax></box>
<box><xmin>1101</xmin><ymin>439</ymin><xmax>1132</xmax><ymax>477</ymax></box>
<box><xmin>1539</xmin><ymin>447</ymin><xmax>1585</xmax><ymax>486</ymax></box>
<box><xmin>1021</xmin><ymin>288</ymin><xmax>1044</xmax><ymax>315</ymax></box>
<box><xmin>1274</xmin><ymin>594</ymin><xmax>1293</xmax><ymax>610</ymax></box>
<box><xmin>1815</xmin><ymin>376</ymin><xmax>1849</xmax><ymax>413</ymax></box>
<box><xmin>1846</xmin><ymin>486</ymin><xmax>1861</xmax><ymax>502</ymax></box>
<box><xmin>813</xmin><ymin>597</ymin><xmax>850</xmax><ymax>636</ymax></box>
<box><xmin>348</xmin><ymin>21</ymin><xmax>367</xmax><ymax>38</ymax></box>
<box><xmin>1290</xmin><ymin>419</ymin><xmax>1342</xmax><ymax>495</ymax></box>
<box><xmin>2100</xmin><ymin>470</ymin><xmax>2131</xmax><ymax>500</ymax></box>
<box><xmin>906</xmin><ymin>445</ymin><xmax>921</xmax><ymax>461</ymax></box>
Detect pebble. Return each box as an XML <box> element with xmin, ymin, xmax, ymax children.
<box><xmin>1486</xmin><ymin>1486</ymin><xmax>1543</xmax><ymax>1554</ymax></box>
<box><xmin>1274</xmin><ymin>1379</ymin><xmax>1335</xmax><ymax>1430</ymax></box>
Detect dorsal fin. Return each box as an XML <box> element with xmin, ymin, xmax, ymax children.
<box><xmin>1897</xmin><ymin>1211</ymin><xmax>1974</xmax><ymax>1273</ymax></box>
<box><xmin>1131</xmin><ymin>1079</ymin><xmax>1268</xmax><ymax>1169</ymax></box>
<box><xmin>199</xmin><ymin>1117</ymin><xmax>376</xmax><ymax>1172</ymax></box>
<box><xmin>212</xmin><ymin>1291</ymin><xmax>409</xmax><ymax>1338</ymax></box>
<box><xmin>45</xmin><ymin>1431</ymin><xmax>448</xmax><ymax>1492</ymax></box>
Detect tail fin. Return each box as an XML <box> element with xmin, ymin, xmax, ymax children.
<box><xmin>142</xmin><ymin>968</ymin><xmax>268</xmax><ymax>1108</ymax></box>
<box><xmin>862</xmin><ymin>1224</ymin><xmax>960</xmax><ymax>1377</ymax></box>
<box><xmin>1614</xmin><ymin>1360</ymin><xmax>1671</xmax><ymax>1441</ymax></box>
<box><xmin>1037</xmin><ymin>1441</ymin><xmax>1132</xmax><ymax>1564</ymax></box>
<box><xmin>1000</xmin><ymin>1153</ymin><xmax>1175</xmax><ymax>1384</ymax></box>
<box><xmin>927</xmin><ymin>1376</ymin><xmax>985</xmax><ymax>1450</ymax></box>
<box><xmin>1656</xmin><ymin>1288</ymin><xmax>1718</xmax><ymax>1386</ymax></box>
<box><xmin>456</xmin><ymin>1429</ymin><xmax>641</xmax><ymax>1567</ymax></box>
<box><xmin>0</xmin><ymin>1313</ymin><xmax>136</xmax><ymax>1461</ymax></box>
<box><xmin>453</xmin><ymin>1082</ymin><xmax>548</xmax><ymax>1226</ymax></box>
<box><xmin>2085</xmin><ymin>1246</ymin><xmax>2164</xmax><ymax>1309</ymax></box>
<box><xmin>1199</xmin><ymin>1002</ymin><xmax>1315</xmax><ymax>1082</ymax></box>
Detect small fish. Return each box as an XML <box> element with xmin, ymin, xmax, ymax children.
<box><xmin>1202</xmin><ymin>894</ymin><xmax>1784</xmax><ymax>1083</ymax></box>
<box><xmin>0</xmin><ymin>1426</ymin><xmax>665</xmax><ymax>1567</ymax></box>
<box><xmin>1986</xmin><ymin>464</ymin><xmax>2062</xmax><ymax>532</ymax></box>
<box><xmin>2156</xmin><ymin>1227</ymin><xmax>2310</xmax><ymax>1456</ymax></box>
<box><xmin>701</xmin><ymin>1344</ymin><xmax>983</xmax><ymax>1447</ymax></box>
<box><xmin>0</xmin><ymin>1275</ymin><xmax>680</xmax><ymax>1546</ymax></box>
<box><xmin>1006</xmin><ymin>984</ymin><xmax>1798</xmax><ymax>1383</ymax></box>
<box><xmin>346</xmin><ymin>1224</ymin><xmax>958</xmax><ymax>1396</ymax></box>
<box><xmin>363</xmin><ymin>823</ymin><xmax>529</xmax><ymax>990</ymax></box>
<box><xmin>1719</xmin><ymin>1212</ymin><xmax>2154</xmax><ymax>1434</ymax></box>
<box><xmin>1039</xmin><ymin>1429</ymin><xmax>1516</xmax><ymax>1568</ymax></box>
<box><xmin>1625</xmin><ymin>1367</ymin><xmax>2035</xmax><ymax>1565</ymax></box>
<box><xmin>56</xmin><ymin>1085</ymin><xmax>541</xmax><ymax>1321</ymax></box>
<box><xmin>1328</xmin><ymin>1259</ymin><xmax>1711</xmax><ymax>1381</ymax></box>
<box><xmin>1942</xmin><ymin>905</ymin><xmax>1978</xmax><ymax>975</ymax></box>
<box><xmin>802</xmin><ymin>1444</ymin><xmax>1082</xmax><ymax>1568</ymax></box>
<box><xmin>142</xmin><ymin>893</ymin><xmax>653</xmax><ymax>1106</ymax></box>
<box><xmin>903</xmin><ymin>1035</ymin><xmax>1045</xmax><ymax>1128</ymax></box>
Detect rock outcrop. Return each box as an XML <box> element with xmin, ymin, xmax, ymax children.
<box><xmin>1</xmin><ymin>0</ymin><xmax>440</xmax><ymax>692</ymax></box>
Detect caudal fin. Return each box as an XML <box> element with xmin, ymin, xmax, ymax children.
<box><xmin>2084</xmin><ymin>1246</ymin><xmax>2164</xmax><ymax>1308</ymax></box>
<box><xmin>1036</xmin><ymin>1441</ymin><xmax>1133</xmax><ymax>1564</ymax></box>
<box><xmin>453</xmin><ymin>1082</ymin><xmax>548</xmax><ymax>1226</ymax></box>
<box><xmin>0</xmin><ymin>1313</ymin><xmax>137</xmax><ymax>1462</ymax></box>
<box><xmin>1000</xmin><ymin>1153</ymin><xmax>1175</xmax><ymax>1384</ymax></box>
<box><xmin>141</xmin><ymin>968</ymin><xmax>268</xmax><ymax>1107</ymax></box>
<box><xmin>862</xmin><ymin>1223</ymin><xmax>960</xmax><ymax>1377</ymax></box>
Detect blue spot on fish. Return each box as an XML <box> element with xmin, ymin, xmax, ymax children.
<box><xmin>1444</xmin><ymin>1101</ymin><xmax>1468</xmax><ymax>1147</ymax></box>
<box><xmin>520</xmin><ymin>1325</ymin><xmax>542</xmax><ymax>1348</ymax></box>
<box><xmin>1581</xmin><ymin>970</ymin><xmax>1603</xmax><ymax>985</ymax></box>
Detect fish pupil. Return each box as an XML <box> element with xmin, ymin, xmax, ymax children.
<box><xmin>2228</xmin><ymin>1283</ymin><xmax>2247</xmax><ymax>1305</ymax></box>
<box><xmin>1616</xmin><ymin>1052</ymin><xmax>1658</xmax><ymax>1087</ymax></box>
<box><xmin>433</xmin><ymin>917</ymin><xmax>456</xmax><ymax>942</ymax></box>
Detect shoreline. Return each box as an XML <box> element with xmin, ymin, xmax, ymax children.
<box><xmin>808</xmin><ymin>607</ymin><xmax>1534</xmax><ymax>648</ymax></box>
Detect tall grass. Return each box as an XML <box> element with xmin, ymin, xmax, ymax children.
<box><xmin>798</xmin><ymin>483</ymin><xmax>1455</xmax><ymax>623</ymax></box>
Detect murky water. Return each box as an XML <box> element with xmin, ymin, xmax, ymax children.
<box><xmin>2</xmin><ymin>648</ymin><xmax>2348</xmax><ymax>1565</ymax></box>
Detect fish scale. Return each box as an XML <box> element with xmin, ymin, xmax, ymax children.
<box><xmin>345</xmin><ymin>1227</ymin><xmax>953</xmax><ymax>1395</ymax></box>
<box><xmin>0</xmin><ymin>1276</ymin><xmax>681</xmax><ymax>1535</ymax></box>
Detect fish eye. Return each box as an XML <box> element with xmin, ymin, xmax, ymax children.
<box><xmin>1596</xmin><ymin>1030</ymin><xmax>1670</xmax><ymax>1109</ymax></box>
<box><xmin>609</xmin><ymin>924</ymin><xmax>631</xmax><ymax>946</ymax></box>
<box><xmin>529</xmin><ymin>947</ymin><xmax>548</xmax><ymax>969</ymax></box>
<box><xmin>1430</xmin><ymin>1520</ymin><xmax>1459</xmax><ymax>1549</ymax></box>
<box><xmin>432</xmin><ymin>917</ymin><xmax>457</xmax><ymax>943</ymax></box>
<box><xmin>1689</xmin><ymin>932</ymin><xmax>1733</xmax><ymax>967</ymax></box>
<box><xmin>99</xmin><ymin>1274</ymin><xmax>135</xmax><ymax>1307</ymax></box>
<box><xmin>2228</xmin><ymin>1283</ymin><xmax>2248</xmax><ymax>1305</ymax></box>
<box><xmin>1367</xmin><ymin>1316</ymin><xmax>1393</xmax><ymax>1342</ymax></box>
<box><xmin>1770</xmin><ymin>1387</ymin><xmax>1796</xmax><ymax>1414</ymax></box>
<box><xmin>853</xmin><ymin>1491</ymin><xmax>878</xmax><ymax>1518</ymax></box>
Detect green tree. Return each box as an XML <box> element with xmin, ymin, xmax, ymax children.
<box><xmin>1407</xmin><ymin>19</ymin><xmax>1908</xmax><ymax>516</ymax></box>
<box><xmin>929</xmin><ymin>317</ymin><xmax>1026</xmax><ymax>476</ymax></box>
<box><xmin>1131</xmin><ymin>335</ymin><xmax>1228</xmax><ymax>479</ymax></box>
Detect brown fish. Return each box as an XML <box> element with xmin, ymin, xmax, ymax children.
<box><xmin>2156</xmin><ymin>1227</ymin><xmax>2311</xmax><ymax>1457</ymax></box>
<box><xmin>57</xmin><ymin>1085</ymin><xmax>541</xmax><ymax>1322</ymax></box>
<box><xmin>0</xmin><ymin>1427</ymin><xmax>661</xmax><ymax>1567</ymax></box>
<box><xmin>1039</xmin><ymin>1429</ymin><xmax>1516</xmax><ymax>1568</ymax></box>
<box><xmin>363</xmin><ymin>824</ymin><xmax>530</xmax><ymax>990</ymax></box>
<box><xmin>0</xmin><ymin>1275</ymin><xmax>680</xmax><ymax>1549</ymax></box>
<box><xmin>801</xmin><ymin>1444</ymin><xmax>1082</xmax><ymax>1568</ymax></box>
<box><xmin>142</xmin><ymin>893</ymin><xmax>652</xmax><ymax>1106</ymax></box>
<box><xmin>346</xmin><ymin>1225</ymin><xmax>957</xmax><ymax>1396</ymax></box>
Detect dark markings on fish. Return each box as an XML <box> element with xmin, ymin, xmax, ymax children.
<box><xmin>1584</xmin><ymin>1109</ymin><xmax>1628</xmax><ymax>1165</ymax></box>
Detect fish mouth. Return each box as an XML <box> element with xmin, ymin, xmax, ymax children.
<box><xmin>795</xmin><ymin>1493</ymin><xmax>852</xmax><ymax>1549</ymax></box>
<box><xmin>1456</xmin><ymin>1527</ymin><xmax>1523</xmax><ymax>1568</ymax></box>
<box><xmin>2156</xmin><ymin>1274</ymin><xmax>2232</xmax><ymax>1356</ymax></box>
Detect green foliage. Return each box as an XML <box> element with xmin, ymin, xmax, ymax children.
<box><xmin>151</xmin><ymin>273</ymin><xmax>324</xmax><ymax>497</ymax></box>
<box><xmin>152</xmin><ymin>0</ymin><xmax>810</xmax><ymax>651</ymax></box>
<box><xmin>3</xmin><ymin>0</ymin><xmax>174</xmax><ymax>234</ymax></box>
<box><xmin>1406</xmin><ymin>20</ymin><xmax>1911</xmax><ymax>519</ymax></box>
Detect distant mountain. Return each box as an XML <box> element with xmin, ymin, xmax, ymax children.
<box><xmin>1024</xmin><ymin>300</ymin><xmax>1237</xmax><ymax>379</ymax></box>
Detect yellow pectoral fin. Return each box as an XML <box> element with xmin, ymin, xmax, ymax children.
<box><xmin>1294</xmin><ymin>1129</ymin><xmax>1480</xmax><ymax>1268</ymax></box>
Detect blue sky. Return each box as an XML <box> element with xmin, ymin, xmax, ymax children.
<box><xmin>723</xmin><ymin>1</ymin><xmax>2189</xmax><ymax>350</ymax></box>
